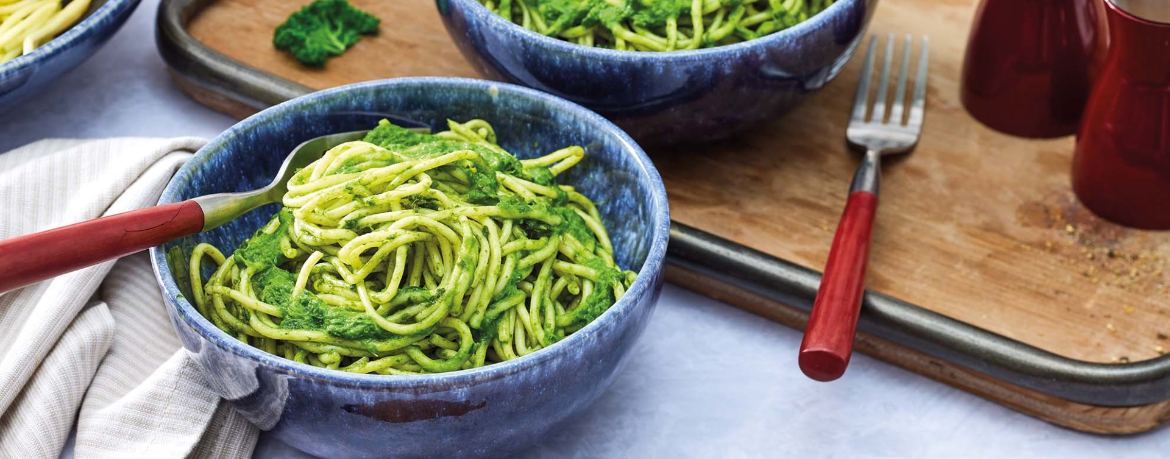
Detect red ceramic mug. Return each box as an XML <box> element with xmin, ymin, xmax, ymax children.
<box><xmin>961</xmin><ymin>0</ymin><xmax>1107</xmax><ymax>138</ymax></box>
<box><xmin>1072</xmin><ymin>0</ymin><xmax>1170</xmax><ymax>229</ymax></box>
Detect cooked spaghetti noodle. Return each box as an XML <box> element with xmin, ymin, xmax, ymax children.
<box><xmin>478</xmin><ymin>0</ymin><xmax>834</xmax><ymax>51</ymax></box>
<box><xmin>188</xmin><ymin>120</ymin><xmax>635</xmax><ymax>374</ymax></box>
<box><xmin>0</xmin><ymin>0</ymin><xmax>92</xmax><ymax>64</ymax></box>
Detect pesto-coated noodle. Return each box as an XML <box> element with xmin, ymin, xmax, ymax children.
<box><xmin>188</xmin><ymin>120</ymin><xmax>636</xmax><ymax>374</ymax></box>
<box><xmin>478</xmin><ymin>0</ymin><xmax>835</xmax><ymax>51</ymax></box>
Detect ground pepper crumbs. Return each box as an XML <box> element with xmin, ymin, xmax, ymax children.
<box><xmin>1032</xmin><ymin>194</ymin><xmax>1170</xmax><ymax>361</ymax></box>
<box><xmin>1070</xmin><ymin>245</ymin><xmax>1165</xmax><ymax>293</ymax></box>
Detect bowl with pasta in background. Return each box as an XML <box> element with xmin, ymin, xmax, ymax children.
<box><xmin>0</xmin><ymin>0</ymin><xmax>141</xmax><ymax>111</ymax></box>
<box><xmin>149</xmin><ymin>77</ymin><xmax>669</xmax><ymax>459</ymax></box>
<box><xmin>436</xmin><ymin>0</ymin><xmax>875</xmax><ymax>146</ymax></box>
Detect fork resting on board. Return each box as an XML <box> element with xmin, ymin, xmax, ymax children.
<box><xmin>798</xmin><ymin>33</ymin><xmax>930</xmax><ymax>382</ymax></box>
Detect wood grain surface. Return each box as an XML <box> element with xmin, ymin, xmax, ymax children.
<box><xmin>187</xmin><ymin>0</ymin><xmax>480</xmax><ymax>85</ymax></box>
<box><xmin>186</xmin><ymin>0</ymin><xmax>1170</xmax><ymax>365</ymax></box>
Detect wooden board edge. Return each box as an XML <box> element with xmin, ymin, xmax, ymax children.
<box><xmin>168</xmin><ymin>69</ymin><xmax>260</xmax><ymax>120</ymax></box>
<box><xmin>665</xmin><ymin>264</ymin><xmax>1170</xmax><ymax>435</ymax></box>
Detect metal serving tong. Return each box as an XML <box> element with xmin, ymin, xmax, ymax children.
<box><xmin>0</xmin><ymin>130</ymin><xmax>376</xmax><ymax>294</ymax></box>
<box><xmin>798</xmin><ymin>34</ymin><xmax>930</xmax><ymax>382</ymax></box>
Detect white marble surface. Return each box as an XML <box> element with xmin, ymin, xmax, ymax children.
<box><xmin>25</xmin><ymin>1</ymin><xmax>1168</xmax><ymax>457</ymax></box>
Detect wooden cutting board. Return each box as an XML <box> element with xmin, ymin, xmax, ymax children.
<box><xmin>167</xmin><ymin>0</ymin><xmax>1170</xmax><ymax>433</ymax></box>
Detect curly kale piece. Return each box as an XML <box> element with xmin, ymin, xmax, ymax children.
<box><xmin>273</xmin><ymin>0</ymin><xmax>380</xmax><ymax>67</ymax></box>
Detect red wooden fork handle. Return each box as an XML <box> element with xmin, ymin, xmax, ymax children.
<box><xmin>0</xmin><ymin>200</ymin><xmax>205</xmax><ymax>294</ymax></box>
<box><xmin>799</xmin><ymin>190</ymin><xmax>879</xmax><ymax>382</ymax></box>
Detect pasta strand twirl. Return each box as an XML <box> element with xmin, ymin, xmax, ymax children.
<box><xmin>187</xmin><ymin>119</ymin><xmax>635</xmax><ymax>375</ymax></box>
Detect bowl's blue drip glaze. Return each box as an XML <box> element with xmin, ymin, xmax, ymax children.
<box><xmin>148</xmin><ymin>78</ymin><xmax>669</xmax><ymax>459</ymax></box>
<box><xmin>437</xmin><ymin>0</ymin><xmax>876</xmax><ymax>146</ymax></box>
<box><xmin>0</xmin><ymin>0</ymin><xmax>141</xmax><ymax>111</ymax></box>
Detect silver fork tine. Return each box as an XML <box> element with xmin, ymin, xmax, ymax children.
<box><xmin>907</xmin><ymin>36</ymin><xmax>930</xmax><ymax>130</ymax></box>
<box><xmin>870</xmin><ymin>33</ymin><xmax>895</xmax><ymax>123</ymax></box>
<box><xmin>888</xmin><ymin>34</ymin><xmax>912</xmax><ymax>125</ymax></box>
<box><xmin>850</xmin><ymin>35</ymin><xmax>877</xmax><ymax>123</ymax></box>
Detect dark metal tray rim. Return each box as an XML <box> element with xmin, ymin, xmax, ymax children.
<box><xmin>156</xmin><ymin>0</ymin><xmax>1170</xmax><ymax>408</ymax></box>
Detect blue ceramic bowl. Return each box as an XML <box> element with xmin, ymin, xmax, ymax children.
<box><xmin>149</xmin><ymin>77</ymin><xmax>669</xmax><ymax>459</ymax></box>
<box><xmin>0</xmin><ymin>0</ymin><xmax>141</xmax><ymax>111</ymax></box>
<box><xmin>437</xmin><ymin>0</ymin><xmax>875</xmax><ymax>146</ymax></box>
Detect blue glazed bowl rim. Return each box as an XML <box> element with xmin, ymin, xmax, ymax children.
<box><xmin>149</xmin><ymin>76</ymin><xmax>671</xmax><ymax>388</ymax></box>
<box><xmin>0</xmin><ymin>0</ymin><xmax>141</xmax><ymax>78</ymax></box>
<box><xmin>447</xmin><ymin>0</ymin><xmax>858</xmax><ymax>60</ymax></box>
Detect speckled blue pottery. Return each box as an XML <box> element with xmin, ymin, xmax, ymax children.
<box><xmin>149</xmin><ymin>77</ymin><xmax>669</xmax><ymax>459</ymax></box>
<box><xmin>0</xmin><ymin>0</ymin><xmax>140</xmax><ymax>111</ymax></box>
<box><xmin>437</xmin><ymin>0</ymin><xmax>875</xmax><ymax>146</ymax></box>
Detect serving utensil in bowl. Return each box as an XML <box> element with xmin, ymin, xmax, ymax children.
<box><xmin>798</xmin><ymin>33</ymin><xmax>929</xmax><ymax>382</ymax></box>
<box><xmin>0</xmin><ymin>129</ymin><xmax>378</xmax><ymax>294</ymax></box>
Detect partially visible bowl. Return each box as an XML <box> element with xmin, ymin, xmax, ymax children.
<box><xmin>437</xmin><ymin>0</ymin><xmax>875</xmax><ymax>146</ymax></box>
<box><xmin>0</xmin><ymin>0</ymin><xmax>141</xmax><ymax>111</ymax></box>
<box><xmin>149</xmin><ymin>77</ymin><xmax>669</xmax><ymax>459</ymax></box>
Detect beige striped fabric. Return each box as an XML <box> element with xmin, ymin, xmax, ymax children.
<box><xmin>0</xmin><ymin>139</ymin><xmax>258</xmax><ymax>459</ymax></box>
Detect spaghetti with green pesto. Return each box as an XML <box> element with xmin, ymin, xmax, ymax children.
<box><xmin>188</xmin><ymin>119</ymin><xmax>635</xmax><ymax>375</ymax></box>
<box><xmin>478</xmin><ymin>0</ymin><xmax>835</xmax><ymax>51</ymax></box>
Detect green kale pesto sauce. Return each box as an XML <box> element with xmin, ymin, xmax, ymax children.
<box><xmin>254</xmin><ymin>267</ymin><xmax>396</xmax><ymax>341</ymax></box>
<box><xmin>497</xmin><ymin>196</ymin><xmax>595</xmax><ymax>253</ymax></box>
<box><xmin>359</xmin><ymin>119</ymin><xmax>612</xmax><ymax>342</ymax></box>
<box><xmin>569</xmin><ymin>257</ymin><xmax>623</xmax><ymax>325</ymax></box>
<box><xmin>539</xmin><ymin>0</ymin><xmax>744</xmax><ymax>31</ymax></box>
<box><xmin>232</xmin><ymin>209</ymin><xmax>293</xmax><ymax>269</ymax></box>
<box><xmin>238</xmin><ymin>120</ymin><xmax>610</xmax><ymax>344</ymax></box>
<box><xmin>235</xmin><ymin>209</ymin><xmax>403</xmax><ymax>342</ymax></box>
<box><xmin>363</xmin><ymin>120</ymin><xmax>523</xmax><ymax>205</ymax></box>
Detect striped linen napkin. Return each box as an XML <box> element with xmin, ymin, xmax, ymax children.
<box><xmin>0</xmin><ymin>138</ymin><xmax>258</xmax><ymax>458</ymax></box>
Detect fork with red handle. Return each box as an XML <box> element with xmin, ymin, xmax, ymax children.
<box><xmin>798</xmin><ymin>33</ymin><xmax>930</xmax><ymax>382</ymax></box>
